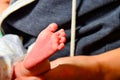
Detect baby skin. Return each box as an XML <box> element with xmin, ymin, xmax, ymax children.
<box><xmin>13</xmin><ymin>23</ymin><xmax>66</xmax><ymax>79</ymax></box>
<box><xmin>0</xmin><ymin>0</ymin><xmax>10</xmax><ymax>15</ymax></box>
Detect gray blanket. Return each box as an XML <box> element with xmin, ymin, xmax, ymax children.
<box><xmin>2</xmin><ymin>0</ymin><xmax>120</xmax><ymax>60</ymax></box>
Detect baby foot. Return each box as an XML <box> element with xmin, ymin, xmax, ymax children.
<box><xmin>23</xmin><ymin>23</ymin><xmax>66</xmax><ymax>69</ymax></box>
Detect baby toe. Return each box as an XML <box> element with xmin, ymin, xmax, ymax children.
<box><xmin>58</xmin><ymin>43</ymin><xmax>65</xmax><ymax>50</ymax></box>
<box><xmin>60</xmin><ymin>37</ymin><xmax>66</xmax><ymax>43</ymax></box>
<box><xmin>47</xmin><ymin>23</ymin><xmax>58</xmax><ymax>32</ymax></box>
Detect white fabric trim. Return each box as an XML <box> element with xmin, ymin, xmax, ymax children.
<box><xmin>0</xmin><ymin>0</ymin><xmax>35</xmax><ymax>31</ymax></box>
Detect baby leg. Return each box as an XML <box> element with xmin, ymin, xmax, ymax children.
<box><xmin>13</xmin><ymin>23</ymin><xmax>66</xmax><ymax>78</ymax></box>
<box><xmin>23</xmin><ymin>23</ymin><xmax>66</xmax><ymax>69</ymax></box>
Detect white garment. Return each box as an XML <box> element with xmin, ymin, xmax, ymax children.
<box><xmin>0</xmin><ymin>34</ymin><xmax>26</xmax><ymax>80</ymax></box>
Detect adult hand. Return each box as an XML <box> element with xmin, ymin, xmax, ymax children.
<box><xmin>42</xmin><ymin>48</ymin><xmax>120</xmax><ymax>80</ymax></box>
<box><xmin>15</xmin><ymin>48</ymin><xmax>120</xmax><ymax>80</ymax></box>
<box><xmin>15</xmin><ymin>56</ymin><xmax>100</xmax><ymax>80</ymax></box>
<box><xmin>42</xmin><ymin>56</ymin><xmax>102</xmax><ymax>80</ymax></box>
